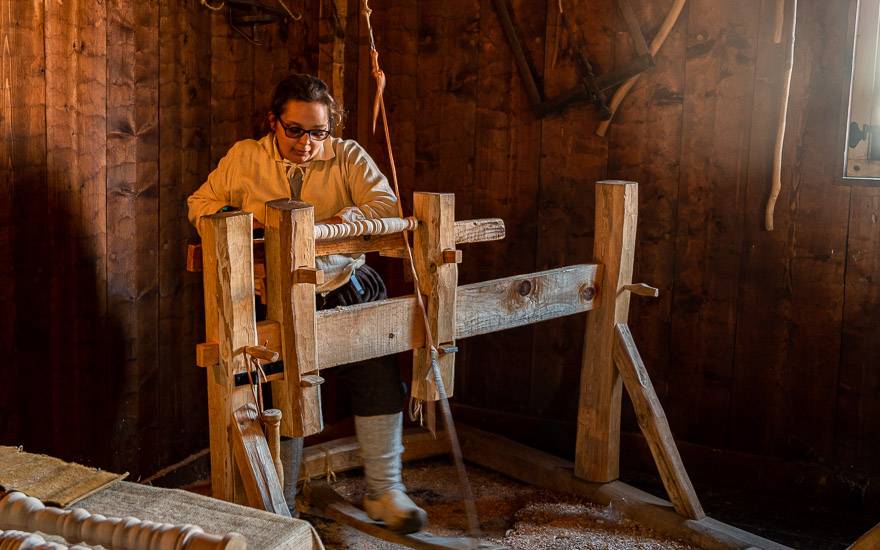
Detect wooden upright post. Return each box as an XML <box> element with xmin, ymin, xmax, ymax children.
<box><xmin>201</xmin><ymin>211</ymin><xmax>258</xmax><ymax>502</ymax></box>
<box><xmin>265</xmin><ymin>199</ymin><xmax>323</xmax><ymax>437</ymax></box>
<box><xmin>411</xmin><ymin>192</ymin><xmax>458</xmax><ymax>401</ymax></box>
<box><xmin>575</xmin><ymin>180</ymin><xmax>638</xmax><ymax>482</ymax></box>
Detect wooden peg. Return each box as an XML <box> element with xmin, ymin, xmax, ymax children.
<box><xmin>294</xmin><ymin>267</ymin><xmax>325</xmax><ymax>285</ymax></box>
<box><xmin>438</xmin><ymin>343</ymin><xmax>458</xmax><ymax>356</ymax></box>
<box><xmin>186</xmin><ymin>243</ymin><xmax>203</xmax><ymax>272</ymax></box>
<box><xmin>300</xmin><ymin>374</ymin><xmax>325</xmax><ymax>387</ymax></box>
<box><xmin>245</xmin><ymin>345</ymin><xmax>280</xmax><ymax>363</ymax></box>
<box><xmin>442</xmin><ymin>249</ymin><xmax>462</xmax><ymax>264</ymax></box>
<box><xmin>624</xmin><ymin>283</ymin><xmax>659</xmax><ymax>298</ymax></box>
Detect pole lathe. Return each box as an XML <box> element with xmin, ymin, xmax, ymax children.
<box><xmin>196</xmin><ymin>195</ymin><xmax>503</xmax><ymax>506</ymax></box>
<box><xmin>194</xmin><ymin>182</ymin><xmax>718</xmax><ymax>550</ymax></box>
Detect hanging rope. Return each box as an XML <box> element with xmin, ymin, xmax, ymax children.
<box><xmin>360</xmin><ymin>1</ymin><xmax>482</xmax><ymax>539</ymax></box>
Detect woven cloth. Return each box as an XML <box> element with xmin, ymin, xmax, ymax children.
<box><xmin>75</xmin><ymin>481</ymin><xmax>324</xmax><ymax>549</ymax></box>
<box><xmin>0</xmin><ymin>446</ymin><xmax>126</xmax><ymax>506</ymax></box>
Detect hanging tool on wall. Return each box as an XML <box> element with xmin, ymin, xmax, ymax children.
<box><xmin>765</xmin><ymin>0</ymin><xmax>797</xmax><ymax>231</ymax></box>
<box><xmin>595</xmin><ymin>0</ymin><xmax>687</xmax><ymax>137</ymax></box>
<box><xmin>200</xmin><ymin>0</ymin><xmax>302</xmax><ymax>46</ymax></box>
<box><xmin>492</xmin><ymin>0</ymin><xmax>654</xmax><ymax>119</ymax></box>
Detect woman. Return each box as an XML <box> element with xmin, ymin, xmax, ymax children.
<box><xmin>187</xmin><ymin>74</ymin><xmax>427</xmax><ymax>534</ymax></box>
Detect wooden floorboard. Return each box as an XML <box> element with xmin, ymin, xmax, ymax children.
<box><xmin>455</xmin><ymin>424</ymin><xmax>791</xmax><ymax>550</ymax></box>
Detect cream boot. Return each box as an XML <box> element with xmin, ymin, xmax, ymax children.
<box><xmin>355</xmin><ymin>413</ymin><xmax>428</xmax><ymax>534</ymax></box>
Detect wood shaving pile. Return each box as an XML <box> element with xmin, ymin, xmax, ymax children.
<box><xmin>302</xmin><ymin>458</ymin><xmax>698</xmax><ymax>549</ymax></box>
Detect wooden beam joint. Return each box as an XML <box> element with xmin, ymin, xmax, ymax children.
<box><xmin>294</xmin><ymin>267</ymin><xmax>325</xmax><ymax>285</ymax></box>
<box><xmin>442</xmin><ymin>249</ymin><xmax>462</xmax><ymax>264</ymax></box>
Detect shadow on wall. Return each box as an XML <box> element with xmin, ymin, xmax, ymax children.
<box><xmin>0</xmin><ymin>171</ymin><xmax>127</xmax><ymax>472</ymax></box>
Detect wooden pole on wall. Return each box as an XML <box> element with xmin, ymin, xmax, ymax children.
<box><xmin>575</xmin><ymin>180</ymin><xmax>638</xmax><ymax>482</ymax></box>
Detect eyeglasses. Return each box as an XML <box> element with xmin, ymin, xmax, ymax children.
<box><xmin>278</xmin><ymin>120</ymin><xmax>331</xmax><ymax>141</ymax></box>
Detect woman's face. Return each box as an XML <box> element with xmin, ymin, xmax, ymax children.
<box><xmin>270</xmin><ymin>100</ymin><xmax>330</xmax><ymax>164</ymax></box>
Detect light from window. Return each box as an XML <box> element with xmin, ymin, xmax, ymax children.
<box><xmin>846</xmin><ymin>0</ymin><xmax>880</xmax><ymax>178</ymax></box>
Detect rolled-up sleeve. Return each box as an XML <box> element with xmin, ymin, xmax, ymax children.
<box><xmin>187</xmin><ymin>146</ymin><xmax>239</xmax><ymax>234</ymax></box>
<box><xmin>339</xmin><ymin>142</ymin><xmax>399</xmax><ymax>220</ymax></box>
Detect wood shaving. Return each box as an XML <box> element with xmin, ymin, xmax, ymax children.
<box><xmin>303</xmin><ymin>458</ymin><xmax>698</xmax><ymax>549</ymax></box>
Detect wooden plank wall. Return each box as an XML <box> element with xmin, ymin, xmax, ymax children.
<box><xmin>0</xmin><ymin>0</ymin><xmax>318</xmax><ymax>478</ymax></box>
<box><xmin>1</xmin><ymin>0</ymin><xmax>878</xmax><ymax>502</ymax></box>
<box><xmin>360</xmin><ymin>0</ymin><xmax>880</xmax><ymax>502</ymax></box>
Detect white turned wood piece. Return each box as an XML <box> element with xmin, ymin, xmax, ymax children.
<box><xmin>262</xmin><ymin>408</ymin><xmax>284</xmax><ymax>488</ymax></box>
<box><xmin>0</xmin><ymin>492</ymin><xmax>247</xmax><ymax>550</ymax></box>
<box><xmin>0</xmin><ymin>529</ymin><xmax>87</xmax><ymax>549</ymax></box>
<box><xmin>313</xmin><ymin>217</ymin><xmax>418</xmax><ymax>241</ymax></box>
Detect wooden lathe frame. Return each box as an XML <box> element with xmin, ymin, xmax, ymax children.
<box><xmin>194</xmin><ymin>181</ymin><xmax>789</xmax><ymax>550</ymax></box>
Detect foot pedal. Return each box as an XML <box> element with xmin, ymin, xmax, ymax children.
<box><xmin>301</xmin><ymin>481</ymin><xmax>506</xmax><ymax>550</ymax></box>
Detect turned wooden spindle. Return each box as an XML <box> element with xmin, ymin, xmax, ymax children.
<box><xmin>313</xmin><ymin>217</ymin><xmax>418</xmax><ymax>241</ymax></box>
<box><xmin>0</xmin><ymin>491</ymin><xmax>247</xmax><ymax>550</ymax></box>
<box><xmin>0</xmin><ymin>529</ymin><xmax>88</xmax><ymax>549</ymax></box>
<box><xmin>261</xmin><ymin>408</ymin><xmax>285</xmax><ymax>487</ymax></box>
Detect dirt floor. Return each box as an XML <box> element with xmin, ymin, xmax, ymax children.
<box><xmin>300</xmin><ymin>457</ymin><xmax>699</xmax><ymax>550</ymax></box>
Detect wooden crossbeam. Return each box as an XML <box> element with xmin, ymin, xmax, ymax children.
<box><xmin>196</xmin><ymin>264</ymin><xmax>600</xmax><ymax>371</ymax></box>
<box><xmin>186</xmin><ymin>218</ymin><xmax>505</xmax><ymax>273</ymax></box>
<box><xmin>613</xmin><ymin>323</ymin><xmax>704</xmax><ymax>520</ymax></box>
<box><xmin>456</xmin><ymin>264</ymin><xmax>598</xmax><ymax>338</ymax></box>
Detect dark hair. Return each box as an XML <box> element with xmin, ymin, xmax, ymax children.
<box><xmin>270</xmin><ymin>74</ymin><xmax>343</xmax><ymax>131</ymax></box>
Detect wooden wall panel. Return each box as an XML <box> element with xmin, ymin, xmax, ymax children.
<box><xmin>530</xmin><ymin>0</ymin><xmax>613</xmax><ymax>420</ymax></box>
<box><xmin>837</xmin><ymin>187</ymin><xmax>880</xmax><ymax>473</ymax></box>
<box><xmin>45</xmin><ymin>0</ymin><xmax>109</xmax><ymax>465</ymax></box>
<box><xmin>1</xmin><ymin>0</ymin><xmax>48</xmax><ymax>453</ymax></box>
<box><xmin>210</xmin><ymin>9</ymin><xmax>255</xmax><ymax>166</ymax></box>
<box><xmin>106</xmin><ymin>0</ymin><xmax>161</xmax><ymax>473</ymax></box>
<box><xmin>419</xmin><ymin>0</ymin><xmax>483</xmax><ymax>403</ymax></box>
<box><xmin>368</xmin><ymin>0</ymin><xmax>419</xmax><ymax>212</ymax></box>
<box><xmin>0</xmin><ymin>2</ymin><xmax>16</xmax><ymax>445</ymax></box>
<box><xmin>666</xmin><ymin>0</ymin><xmax>760</xmax><ymax>448</ymax></box>
<box><xmin>158</xmin><ymin>0</ymin><xmax>213</xmax><ymax>473</ymax></box>
<box><xmin>3</xmin><ymin>0</ymin><xmax>880</xmax><ymax>496</ymax></box>
<box><xmin>0</xmin><ymin>1</ymin><xmax>319</xmax><ymax>479</ymax></box>
<box><xmin>461</xmin><ymin>0</ymin><xmax>543</xmax><ymax>412</ymax></box>
<box><xmin>731</xmin><ymin>2</ymin><xmax>849</xmax><ymax>461</ymax></box>
<box><xmin>607</xmin><ymin>0</ymin><xmax>687</xmax><ymax>406</ymax></box>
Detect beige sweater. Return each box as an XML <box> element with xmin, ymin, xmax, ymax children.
<box><xmin>187</xmin><ymin>134</ymin><xmax>398</xmax><ymax>292</ymax></box>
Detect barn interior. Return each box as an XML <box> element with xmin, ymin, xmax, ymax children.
<box><xmin>1</xmin><ymin>0</ymin><xmax>880</xmax><ymax>549</ymax></box>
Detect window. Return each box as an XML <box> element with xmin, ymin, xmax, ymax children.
<box><xmin>846</xmin><ymin>0</ymin><xmax>880</xmax><ymax>179</ymax></box>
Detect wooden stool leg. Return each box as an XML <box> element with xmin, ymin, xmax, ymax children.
<box><xmin>614</xmin><ymin>323</ymin><xmax>705</xmax><ymax>520</ymax></box>
<box><xmin>575</xmin><ymin>180</ymin><xmax>638</xmax><ymax>482</ymax></box>
<box><xmin>265</xmin><ymin>199</ymin><xmax>323</xmax><ymax>437</ymax></box>
<box><xmin>411</xmin><ymin>192</ymin><xmax>458</xmax><ymax>402</ymax></box>
<box><xmin>201</xmin><ymin>211</ymin><xmax>258</xmax><ymax>502</ymax></box>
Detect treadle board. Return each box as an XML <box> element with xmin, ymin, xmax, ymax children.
<box><xmin>300</xmin><ymin>481</ymin><xmax>506</xmax><ymax>550</ymax></box>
